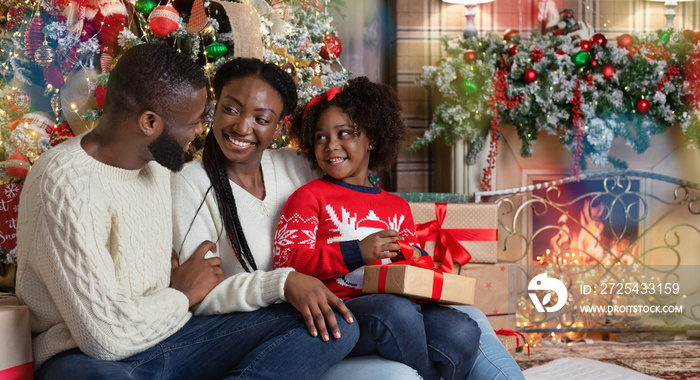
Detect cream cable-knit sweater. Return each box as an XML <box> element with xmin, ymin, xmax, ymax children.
<box><xmin>172</xmin><ymin>148</ymin><xmax>318</xmax><ymax>315</ymax></box>
<box><xmin>16</xmin><ymin>136</ymin><xmax>191</xmax><ymax>369</ymax></box>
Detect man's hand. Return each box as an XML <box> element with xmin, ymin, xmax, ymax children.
<box><xmin>359</xmin><ymin>229</ymin><xmax>401</xmax><ymax>264</ymax></box>
<box><xmin>170</xmin><ymin>241</ymin><xmax>224</xmax><ymax>308</ymax></box>
<box><xmin>283</xmin><ymin>271</ymin><xmax>354</xmax><ymax>341</ymax></box>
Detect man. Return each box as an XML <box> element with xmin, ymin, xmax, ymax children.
<box><xmin>16</xmin><ymin>43</ymin><xmax>357</xmax><ymax>379</ymax></box>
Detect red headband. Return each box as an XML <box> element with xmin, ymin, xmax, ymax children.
<box><xmin>303</xmin><ymin>87</ymin><xmax>340</xmax><ymax>119</ymax></box>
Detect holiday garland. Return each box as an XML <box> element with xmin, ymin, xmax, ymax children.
<box><xmin>414</xmin><ymin>30</ymin><xmax>700</xmax><ymax>190</ymax></box>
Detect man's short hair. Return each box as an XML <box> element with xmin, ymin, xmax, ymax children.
<box><xmin>104</xmin><ymin>43</ymin><xmax>206</xmax><ymax>118</ymax></box>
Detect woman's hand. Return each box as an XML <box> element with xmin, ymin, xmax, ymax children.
<box><xmin>170</xmin><ymin>241</ymin><xmax>225</xmax><ymax>308</ymax></box>
<box><xmin>359</xmin><ymin>229</ymin><xmax>401</xmax><ymax>264</ymax></box>
<box><xmin>283</xmin><ymin>271</ymin><xmax>354</xmax><ymax>341</ymax></box>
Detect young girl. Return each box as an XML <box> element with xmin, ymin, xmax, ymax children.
<box><xmin>273</xmin><ymin>76</ymin><xmax>481</xmax><ymax>380</ymax></box>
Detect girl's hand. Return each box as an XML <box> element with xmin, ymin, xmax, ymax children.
<box><xmin>359</xmin><ymin>229</ymin><xmax>401</xmax><ymax>264</ymax></box>
<box><xmin>284</xmin><ymin>271</ymin><xmax>354</xmax><ymax>341</ymax></box>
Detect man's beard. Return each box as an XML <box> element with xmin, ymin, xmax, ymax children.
<box><xmin>148</xmin><ymin>127</ymin><xmax>186</xmax><ymax>172</ymax></box>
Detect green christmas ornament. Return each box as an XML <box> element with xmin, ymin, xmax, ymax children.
<box><xmin>658</xmin><ymin>30</ymin><xmax>671</xmax><ymax>45</ymax></box>
<box><xmin>572</xmin><ymin>50</ymin><xmax>591</xmax><ymax>68</ymax></box>
<box><xmin>135</xmin><ymin>0</ymin><xmax>158</xmax><ymax>15</ymax></box>
<box><xmin>459</xmin><ymin>80</ymin><xmax>478</xmax><ymax>96</ymax></box>
<box><xmin>205</xmin><ymin>41</ymin><xmax>228</xmax><ymax>60</ymax></box>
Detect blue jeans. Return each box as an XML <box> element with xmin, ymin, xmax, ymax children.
<box><xmin>35</xmin><ymin>303</ymin><xmax>359</xmax><ymax>380</ymax></box>
<box><xmin>345</xmin><ymin>294</ymin><xmax>481</xmax><ymax>380</ymax></box>
<box><xmin>452</xmin><ymin>306</ymin><xmax>525</xmax><ymax>380</ymax></box>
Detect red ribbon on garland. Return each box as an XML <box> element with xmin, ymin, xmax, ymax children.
<box><xmin>415</xmin><ymin>203</ymin><xmax>497</xmax><ymax>273</ymax></box>
<box><xmin>495</xmin><ymin>329</ymin><xmax>530</xmax><ymax>356</ymax></box>
<box><xmin>376</xmin><ymin>241</ymin><xmax>445</xmax><ymax>302</ymax></box>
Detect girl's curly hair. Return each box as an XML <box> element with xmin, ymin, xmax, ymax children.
<box><xmin>290</xmin><ymin>76</ymin><xmax>406</xmax><ymax>171</ymax></box>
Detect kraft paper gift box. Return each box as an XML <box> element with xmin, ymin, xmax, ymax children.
<box><xmin>409</xmin><ymin>203</ymin><xmax>499</xmax><ymax>269</ymax></box>
<box><xmin>363</xmin><ymin>264</ymin><xmax>476</xmax><ymax>305</ymax></box>
<box><xmin>459</xmin><ymin>263</ymin><xmax>512</xmax><ymax>316</ymax></box>
<box><xmin>0</xmin><ymin>304</ymin><xmax>33</xmax><ymax>379</ymax></box>
<box><xmin>495</xmin><ymin>329</ymin><xmax>526</xmax><ymax>354</ymax></box>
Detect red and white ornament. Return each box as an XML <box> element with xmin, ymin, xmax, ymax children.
<box><xmin>148</xmin><ymin>4</ymin><xmax>180</xmax><ymax>38</ymax></box>
<box><xmin>636</xmin><ymin>98</ymin><xmax>651</xmax><ymax>113</ymax></box>
<box><xmin>6</xmin><ymin>88</ymin><xmax>31</xmax><ymax>113</ymax></box>
<box><xmin>5</xmin><ymin>153</ymin><xmax>31</xmax><ymax>178</ymax></box>
<box><xmin>320</xmin><ymin>35</ymin><xmax>342</xmax><ymax>60</ymax></box>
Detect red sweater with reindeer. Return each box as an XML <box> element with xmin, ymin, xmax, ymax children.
<box><xmin>273</xmin><ymin>176</ymin><xmax>421</xmax><ymax>298</ymax></box>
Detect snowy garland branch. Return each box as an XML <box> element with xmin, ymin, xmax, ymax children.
<box><xmin>412</xmin><ymin>30</ymin><xmax>700</xmax><ymax>171</ymax></box>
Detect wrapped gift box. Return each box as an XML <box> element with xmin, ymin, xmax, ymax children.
<box><xmin>496</xmin><ymin>329</ymin><xmax>526</xmax><ymax>354</ymax></box>
<box><xmin>409</xmin><ymin>203</ymin><xmax>498</xmax><ymax>265</ymax></box>
<box><xmin>0</xmin><ymin>304</ymin><xmax>33</xmax><ymax>379</ymax></box>
<box><xmin>458</xmin><ymin>263</ymin><xmax>512</xmax><ymax>315</ymax></box>
<box><xmin>363</xmin><ymin>264</ymin><xmax>476</xmax><ymax>305</ymax></box>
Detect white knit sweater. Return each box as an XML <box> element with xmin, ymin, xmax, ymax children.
<box><xmin>172</xmin><ymin>148</ymin><xmax>319</xmax><ymax>315</ymax></box>
<box><xmin>16</xmin><ymin>136</ymin><xmax>191</xmax><ymax>368</ymax></box>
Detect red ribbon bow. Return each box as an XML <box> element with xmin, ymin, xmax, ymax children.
<box><xmin>495</xmin><ymin>329</ymin><xmax>529</xmax><ymax>356</ymax></box>
<box><xmin>415</xmin><ymin>203</ymin><xmax>497</xmax><ymax>273</ymax></box>
<box><xmin>376</xmin><ymin>241</ymin><xmax>445</xmax><ymax>302</ymax></box>
<box><xmin>303</xmin><ymin>87</ymin><xmax>340</xmax><ymax>119</ymax></box>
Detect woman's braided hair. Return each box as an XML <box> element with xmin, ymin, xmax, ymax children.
<box><xmin>202</xmin><ymin>57</ymin><xmax>298</xmax><ymax>272</ymax></box>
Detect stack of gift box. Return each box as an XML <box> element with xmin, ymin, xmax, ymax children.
<box><xmin>363</xmin><ymin>193</ymin><xmax>524</xmax><ymax>355</ymax></box>
<box><xmin>0</xmin><ymin>293</ymin><xmax>33</xmax><ymax>379</ymax></box>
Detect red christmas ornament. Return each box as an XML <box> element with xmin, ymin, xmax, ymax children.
<box><xmin>503</xmin><ymin>29</ymin><xmax>519</xmax><ymax>41</ymax></box>
<box><xmin>523</xmin><ymin>68</ymin><xmax>538</xmax><ymax>83</ymax></box>
<box><xmin>636</xmin><ymin>98</ymin><xmax>651</xmax><ymax>113</ymax></box>
<box><xmin>5</xmin><ymin>153</ymin><xmax>30</xmax><ymax>178</ymax></box>
<box><xmin>24</xmin><ymin>17</ymin><xmax>44</xmax><ymax>59</ymax></box>
<box><xmin>601</xmin><ymin>64</ymin><xmax>615</xmax><ymax>79</ymax></box>
<box><xmin>320</xmin><ymin>35</ymin><xmax>342</xmax><ymax>60</ymax></box>
<box><xmin>44</xmin><ymin>65</ymin><xmax>65</xmax><ymax>88</ymax></box>
<box><xmin>95</xmin><ymin>84</ymin><xmax>107</xmax><ymax>108</ymax></box>
<box><xmin>579</xmin><ymin>40</ymin><xmax>592</xmax><ymax>51</ymax></box>
<box><xmin>591</xmin><ymin>59</ymin><xmax>598</xmax><ymax>67</ymax></box>
<box><xmin>463</xmin><ymin>49</ymin><xmax>477</xmax><ymax>62</ymax></box>
<box><xmin>531</xmin><ymin>49</ymin><xmax>544</xmax><ymax>62</ymax></box>
<box><xmin>591</xmin><ymin>33</ymin><xmax>608</xmax><ymax>47</ymax></box>
<box><xmin>6</xmin><ymin>88</ymin><xmax>31</xmax><ymax>113</ymax></box>
<box><xmin>62</xmin><ymin>46</ymin><xmax>80</xmax><ymax>70</ymax></box>
<box><xmin>507</xmin><ymin>44</ymin><xmax>518</xmax><ymax>56</ymax></box>
<box><xmin>555</xmin><ymin>50</ymin><xmax>565</xmax><ymax>56</ymax></box>
<box><xmin>148</xmin><ymin>4</ymin><xmax>180</xmax><ymax>38</ymax></box>
<box><xmin>617</xmin><ymin>34</ymin><xmax>634</xmax><ymax>49</ymax></box>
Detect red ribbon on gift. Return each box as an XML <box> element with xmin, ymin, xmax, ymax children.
<box><xmin>415</xmin><ymin>203</ymin><xmax>498</xmax><ymax>273</ymax></box>
<box><xmin>495</xmin><ymin>328</ymin><xmax>529</xmax><ymax>356</ymax></box>
<box><xmin>376</xmin><ymin>241</ymin><xmax>445</xmax><ymax>302</ymax></box>
<box><xmin>0</xmin><ymin>361</ymin><xmax>33</xmax><ymax>380</ymax></box>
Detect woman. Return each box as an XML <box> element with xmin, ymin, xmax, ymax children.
<box><xmin>172</xmin><ymin>57</ymin><xmax>524</xmax><ymax>379</ymax></box>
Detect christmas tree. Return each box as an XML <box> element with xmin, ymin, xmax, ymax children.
<box><xmin>0</xmin><ymin>0</ymin><xmax>350</xmax><ymax>184</ymax></box>
<box><xmin>0</xmin><ymin>0</ymin><xmax>350</xmax><ymax>265</ymax></box>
